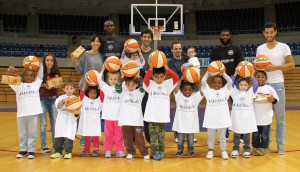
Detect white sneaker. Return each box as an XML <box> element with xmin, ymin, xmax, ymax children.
<box><xmin>230</xmin><ymin>150</ymin><xmax>239</xmax><ymax>158</ymax></box>
<box><xmin>193</xmin><ymin>138</ymin><xmax>197</xmax><ymax>142</ymax></box>
<box><xmin>144</xmin><ymin>155</ymin><xmax>150</xmax><ymax>160</ymax></box>
<box><xmin>243</xmin><ymin>152</ymin><xmax>251</xmax><ymax>158</ymax></box>
<box><xmin>126</xmin><ymin>154</ymin><xmax>134</xmax><ymax>160</ymax></box>
<box><xmin>174</xmin><ymin>138</ymin><xmax>178</xmax><ymax>143</ymax></box>
<box><xmin>206</xmin><ymin>151</ymin><xmax>213</xmax><ymax>159</ymax></box>
<box><xmin>222</xmin><ymin>151</ymin><xmax>229</xmax><ymax>160</ymax></box>
<box><xmin>240</xmin><ymin>139</ymin><xmax>244</xmax><ymax>144</ymax></box>
<box><xmin>105</xmin><ymin>151</ymin><xmax>111</xmax><ymax>158</ymax></box>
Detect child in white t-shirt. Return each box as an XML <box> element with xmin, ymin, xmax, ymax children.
<box><xmin>77</xmin><ymin>83</ymin><xmax>103</xmax><ymax>157</ymax></box>
<box><xmin>121</xmin><ymin>48</ymin><xmax>145</xmax><ymax>68</ymax></box>
<box><xmin>201</xmin><ymin>71</ymin><xmax>232</xmax><ymax>160</ymax></box>
<box><xmin>172</xmin><ymin>79</ymin><xmax>203</xmax><ymax>157</ymax></box>
<box><xmin>143</xmin><ymin>61</ymin><xmax>179</xmax><ymax>160</ymax></box>
<box><xmin>97</xmin><ymin>65</ymin><xmax>125</xmax><ymax>158</ymax></box>
<box><xmin>8</xmin><ymin>63</ymin><xmax>43</xmax><ymax>159</ymax></box>
<box><xmin>185</xmin><ymin>47</ymin><xmax>200</xmax><ymax>69</ymax></box>
<box><xmin>115</xmin><ymin>71</ymin><xmax>150</xmax><ymax>160</ymax></box>
<box><xmin>230</xmin><ymin>70</ymin><xmax>258</xmax><ymax>159</ymax></box>
<box><xmin>50</xmin><ymin>81</ymin><xmax>79</xmax><ymax>159</ymax></box>
<box><xmin>252</xmin><ymin>70</ymin><xmax>279</xmax><ymax>156</ymax></box>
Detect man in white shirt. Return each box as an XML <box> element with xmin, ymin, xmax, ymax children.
<box><xmin>256</xmin><ymin>22</ymin><xmax>295</xmax><ymax>155</ymax></box>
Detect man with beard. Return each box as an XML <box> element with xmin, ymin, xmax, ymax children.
<box><xmin>210</xmin><ymin>29</ymin><xmax>244</xmax><ymax>142</ymax></box>
<box><xmin>256</xmin><ymin>22</ymin><xmax>295</xmax><ymax>155</ymax></box>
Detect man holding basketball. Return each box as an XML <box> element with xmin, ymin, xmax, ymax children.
<box><xmin>256</xmin><ymin>22</ymin><xmax>295</xmax><ymax>155</ymax></box>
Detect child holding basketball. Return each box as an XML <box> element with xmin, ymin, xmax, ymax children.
<box><xmin>50</xmin><ymin>81</ymin><xmax>79</xmax><ymax>159</ymax></box>
<box><xmin>252</xmin><ymin>70</ymin><xmax>279</xmax><ymax>156</ymax></box>
<box><xmin>143</xmin><ymin>60</ymin><xmax>179</xmax><ymax>160</ymax></box>
<box><xmin>97</xmin><ymin>65</ymin><xmax>125</xmax><ymax>158</ymax></box>
<box><xmin>8</xmin><ymin>63</ymin><xmax>43</xmax><ymax>159</ymax></box>
<box><xmin>77</xmin><ymin>83</ymin><xmax>103</xmax><ymax>157</ymax></box>
<box><xmin>121</xmin><ymin>48</ymin><xmax>145</xmax><ymax>68</ymax></box>
<box><xmin>201</xmin><ymin>71</ymin><xmax>232</xmax><ymax>160</ymax></box>
<box><xmin>172</xmin><ymin>79</ymin><xmax>203</xmax><ymax>157</ymax></box>
<box><xmin>230</xmin><ymin>70</ymin><xmax>258</xmax><ymax>158</ymax></box>
<box><xmin>115</xmin><ymin>71</ymin><xmax>150</xmax><ymax>160</ymax></box>
<box><xmin>184</xmin><ymin>47</ymin><xmax>200</xmax><ymax>69</ymax></box>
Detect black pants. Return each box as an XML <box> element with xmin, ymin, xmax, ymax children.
<box><xmin>142</xmin><ymin>92</ymin><xmax>150</xmax><ymax>143</ymax></box>
<box><xmin>54</xmin><ymin>137</ymin><xmax>73</xmax><ymax>154</ymax></box>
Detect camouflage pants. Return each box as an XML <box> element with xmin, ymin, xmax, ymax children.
<box><xmin>148</xmin><ymin>122</ymin><xmax>166</xmax><ymax>155</ymax></box>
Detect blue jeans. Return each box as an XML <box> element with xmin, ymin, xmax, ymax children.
<box><xmin>268</xmin><ymin>82</ymin><xmax>285</xmax><ymax>147</ymax></box>
<box><xmin>252</xmin><ymin>125</ymin><xmax>270</xmax><ymax>148</ymax></box>
<box><xmin>177</xmin><ymin>133</ymin><xmax>194</xmax><ymax>153</ymax></box>
<box><xmin>40</xmin><ymin>97</ymin><xmax>57</xmax><ymax>146</ymax></box>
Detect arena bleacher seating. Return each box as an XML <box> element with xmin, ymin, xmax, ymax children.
<box><xmin>1</xmin><ymin>14</ymin><xmax>27</xmax><ymax>32</ymax></box>
<box><xmin>275</xmin><ymin>2</ymin><xmax>300</xmax><ymax>32</ymax></box>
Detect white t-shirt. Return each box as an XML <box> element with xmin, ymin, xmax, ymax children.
<box><xmin>118</xmin><ymin>88</ymin><xmax>145</xmax><ymax>126</ymax></box>
<box><xmin>231</xmin><ymin>87</ymin><xmax>257</xmax><ymax>133</ymax></box>
<box><xmin>187</xmin><ymin>57</ymin><xmax>201</xmax><ymax>69</ymax></box>
<box><xmin>172</xmin><ymin>91</ymin><xmax>203</xmax><ymax>133</ymax></box>
<box><xmin>202</xmin><ymin>85</ymin><xmax>232</xmax><ymax>129</ymax></box>
<box><xmin>10</xmin><ymin>78</ymin><xmax>43</xmax><ymax>117</ymax></box>
<box><xmin>143</xmin><ymin>79</ymin><xmax>176</xmax><ymax>123</ymax></box>
<box><xmin>54</xmin><ymin>94</ymin><xmax>78</xmax><ymax>140</ymax></box>
<box><xmin>98</xmin><ymin>79</ymin><xmax>122</xmax><ymax>121</ymax></box>
<box><xmin>253</xmin><ymin>85</ymin><xmax>279</xmax><ymax>125</ymax></box>
<box><xmin>256</xmin><ymin>42</ymin><xmax>291</xmax><ymax>83</ymax></box>
<box><xmin>77</xmin><ymin>95</ymin><xmax>102</xmax><ymax>136</ymax></box>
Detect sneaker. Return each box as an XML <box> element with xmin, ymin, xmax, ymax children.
<box><xmin>144</xmin><ymin>155</ymin><xmax>150</xmax><ymax>160</ymax></box>
<box><xmin>80</xmin><ymin>151</ymin><xmax>90</xmax><ymax>157</ymax></box>
<box><xmin>206</xmin><ymin>151</ymin><xmax>213</xmax><ymax>159</ymax></box>
<box><xmin>80</xmin><ymin>137</ymin><xmax>85</xmax><ymax>146</ymax></box>
<box><xmin>28</xmin><ymin>152</ymin><xmax>35</xmax><ymax>159</ymax></box>
<box><xmin>92</xmin><ymin>150</ymin><xmax>99</xmax><ymax>157</ymax></box>
<box><xmin>153</xmin><ymin>153</ymin><xmax>162</xmax><ymax>161</ymax></box>
<box><xmin>159</xmin><ymin>153</ymin><xmax>164</xmax><ymax>159</ymax></box>
<box><xmin>174</xmin><ymin>138</ymin><xmax>178</xmax><ymax>143</ymax></box>
<box><xmin>41</xmin><ymin>145</ymin><xmax>51</xmax><ymax>153</ymax></box>
<box><xmin>259</xmin><ymin>148</ymin><xmax>266</xmax><ymax>156</ymax></box>
<box><xmin>221</xmin><ymin>151</ymin><xmax>229</xmax><ymax>160</ymax></box>
<box><xmin>16</xmin><ymin>151</ymin><xmax>28</xmax><ymax>158</ymax></box>
<box><xmin>252</xmin><ymin>148</ymin><xmax>260</xmax><ymax>156</ymax></box>
<box><xmin>175</xmin><ymin>151</ymin><xmax>183</xmax><ymax>156</ymax></box>
<box><xmin>193</xmin><ymin>138</ymin><xmax>197</xmax><ymax>142</ymax></box>
<box><xmin>240</xmin><ymin>139</ymin><xmax>244</xmax><ymax>144</ymax></box>
<box><xmin>105</xmin><ymin>151</ymin><xmax>111</xmax><ymax>158</ymax></box>
<box><xmin>265</xmin><ymin>146</ymin><xmax>270</xmax><ymax>153</ymax></box>
<box><xmin>243</xmin><ymin>152</ymin><xmax>251</xmax><ymax>158</ymax></box>
<box><xmin>188</xmin><ymin>152</ymin><xmax>196</xmax><ymax>157</ymax></box>
<box><xmin>230</xmin><ymin>150</ymin><xmax>239</xmax><ymax>158</ymax></box>
<box><xmin>126</xmin><ymin>154</ymin><xmax>134</xmax><ymax>160</ymax></box>
<box><xmin>277</xmin><ymin>146</ymin><xmax>285</xmax><ymax>155</ymax></box>
<box><xmin>50</xmin><ymin>152</ymin><xmax>63</xmax><ymax>158</ymax></box>
<box><xmin>64</xmin><ymin>153</ymin><xmax>72</xmax><ymax>159</ymax></box>
<box><xmin>116</xmin><ymin>151</ymin><xmax>126</xmax><ymax>157</ymax></box>
<box><xmin>226</xmin><ymin>138</ymin><xmax>229</xmax><ymax>142</ymax></box>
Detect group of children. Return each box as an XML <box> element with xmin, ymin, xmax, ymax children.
<box><xmin>8</xmin><ymin>46</ymin><xmax>279</xmax><ymax>161</ymax></box>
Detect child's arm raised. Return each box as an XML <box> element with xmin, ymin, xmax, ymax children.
<box><xmin>37</xmin><ymin>62</ymin><xmax>44</xmax><ymax>81</ymax></box>
<box><xmin>138</xmin><ymin>49</ymin><xmax>145</xmax><ymax>67</ymax></box>
<box><xmin>251</xmin><ymin>76</ymin><xmax>259</xmax><ymax>93</ymax></box>
<box><xmin>164</xmin><ymin>63</ymin><xmax>179</xmax><ymax>85</ymax></box>
<box><xmin>143</xmin><ymin>59</ymin><xmax>153</xmax><ymax>88</ymax></box>
<box><xmin>222</xmin><ymin>72</ymin><xmax>233</xmax><ymax>90</ymax></box>
<box><xmin>120</xmin><ymin>49</ymin><xmax>127</xmax><ymax>64</ymax></box>
<box><xmin>79</xmin><ymin>83</ymin><xmax>87</xmax><ymax>100</ymax></box>
<box><xmin>115</xmin><ymin>71</ymin><xmax>124</xmax><ymax>94</ymax></box>
<box><xmin>201</xmin><ymin>71</ymin><xmax>209</xmax><ymax>91</ymax></box>
<box><xmin>173</xmin><ymin>77</ymin><xmax>182</xmax><ymax>94</ymax></box>
<box><xmin>136</xmin><ymin>71</ymin><xmax>145</xmax><ymax>93</ymax></box>
<box><xmin>97</xmin><ymin>64</ymin><xmax>107</xmax><ymax>89</ymax></box>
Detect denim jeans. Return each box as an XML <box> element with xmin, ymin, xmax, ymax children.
<box><xmin>40</xmin><ymin>97</ymin><xmax>58</xmax><ymax>146</ymax></box>
<box><xmin>177</xmin><ymin>133</ymin><xmax>194</xmax><ymax>152</ymax></box>
<box><xmin>268</xmin><ymin>82</ymin><xmax>285</xmax><ymax>147</ymax></box>
<box><xmin>252</xmin><ymin>125</ymin><xmax>270</xmax><ymax>148</ymax></box>
<box><xmin>233</xmin><ymin>133</ymin><xmax>250</xmax><ymax>152</ymax></box>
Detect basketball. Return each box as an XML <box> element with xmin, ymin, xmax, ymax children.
<box><xmin>104</xmin><ymin>56</ymin><xmax>122</xmax><ymax>72</ymax></box>
<box><xmin>207</xmin><ymin>61</ymin><xmax>226</xmax><ymax>76</ymax></box>
<box><xmin>85</xmin><ymin>70</ymin><xmax>99</xmax><ymax>86</ymax></box>
<box><xmin>253</xmin><ymin>54</ymin><xmax>271</xmax><ymax>70</ymax></box>
<box><xmin>124</xmin><ymin>39</ymin><xmax>139</xmax><ymax>53</ymax></box>
<box><xmin>183</xmin><ymin>67</ymin><xmax>201</xmax><ymax>83</ymax></box>
<box><xmin>65</xmin><ymin>96</ymin><xmax>82</xmax><ymax>113</ymax></box>
<box><xmin>149</xmin><ymin>50</ymin><xmax>167</xmax><ymax>68</ymax></box>
<box><xmin>236</xmin><ymin>61</ymin><xmax>255</xmax><ymax>78</ymax></box>
<box><xmin>23</xmin><ymin>56</ymin><xmax>40</xmax><ymax>72</ymax></box>
<box><xmin>121</xmin><ymin>61</ymin><xmax>139</xmax><ymax>77</ymax></box>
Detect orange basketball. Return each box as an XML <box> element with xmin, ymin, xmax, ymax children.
<box><xmin>237</xmin><ymin>61</ymin><xmax>255</xmax><ymax>78</ymax></box>
<box><xmin>121</xmin><ymin>61</ymin><xmax>139</xmax><ymax>77</ymax></box>
<box><xmin>23</xmin><ymin>56</ymin><xmax>40</xmax><ymax>72</ymax></box>
<box><xmin>104</xmin><ymin>56</ymin><xmax>122</xmax><ymax>72</ymax></box>
<box><xmin>183</xmin><ymin>67</ymin><xmax>201</xmax><ymax>83</ymax></box>
<box><xmin>149</xmin><ymin>50</ymin><xmax>167</xmax><ymax>68</ymax></box>
<box><xmin>124</xmin><ymin>39</ymin><xmax>139</xmax><ymax>53</ymax></box>
<box><xmin>85</xmin><ymin>70</ymin><xmax>99</xmax><ymax>86</ymax></box>
<box><xmin>65</xmin><ymin>96</ymin><xmax>82</xmax><ymax>113</ymax></box>
<box><xmin>253</xmin><ymin>54</ymin><xmax>271</xmax><ymax>70</ymax></box>
<box><xmin>207</xmin><ymin>61</ymin><xmax>226</xmax><ymax>76</ymax></box>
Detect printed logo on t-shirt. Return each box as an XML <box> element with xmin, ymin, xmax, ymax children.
<box><xmin>232</xmin><ymin>96</ymin><xmax>251</xmax><ymax>109</ymax></box>
<box><xmin>221</xmin><ymin>59</ymin><xmax>234</xmax><ymax>64</ymax></box>
<box><xmin>179</xmin><ymin>99</ymin><xmax>196</xmax><ymax>112</ymax></box>
<box><xmin>228</xmin><ymin>50</ymin><xmax>234</xmax><ymax>55</ymax></box>
<box><xmin>108</xmin><ymin>45</ymin><xmax>113</xmax><ymax>50</ymax></box>
<box><xmin>84</xmin><ymin>106</ymin><xmax>101</xmax><ymax>113</ymax></box>
<box><xmin>19</xmin><ymin>90</ymin><xmax>39</xmax><ymax>97</ymax></box>
<box><xmin>105</xmin><ymin>91</ymin><xmax>121</xmax><ymax>102</ymax></box>
<box><xmin>207</xmin><ymin>92</ymin><xmax>227</xmax><ymax>105</ymax></box>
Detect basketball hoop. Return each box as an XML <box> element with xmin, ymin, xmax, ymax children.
<box><xmin>150</xmin><ymin>26</ymin><xmax>164</xmax><ymax>41</ymax></box>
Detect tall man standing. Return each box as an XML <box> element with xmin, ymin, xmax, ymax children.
<box><xmin>256</xmin><ymin>22</ymin><xmax>295</xmax><ymax>155</ymax></box>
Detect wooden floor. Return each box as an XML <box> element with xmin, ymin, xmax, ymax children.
<box><xmin>0</xmin><ymin>110</ymin><xmax>300</xmax><ymax>172</ymax></box>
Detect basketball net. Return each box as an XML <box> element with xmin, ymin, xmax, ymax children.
<box><xmin>150</xmin><ymin>26</ymin><xmax>164</xmax><ymax>41</ymax></box>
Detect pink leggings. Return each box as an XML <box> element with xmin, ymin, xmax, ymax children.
<box><xmin>104</xmin><ymin>120</ymin><xmax>124</xmax><ymax>152</ymax></box>
<box><xmin>84</xmin><ymin>136</ymin><xmax>99</xmax><ymax>152</ymax></box>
